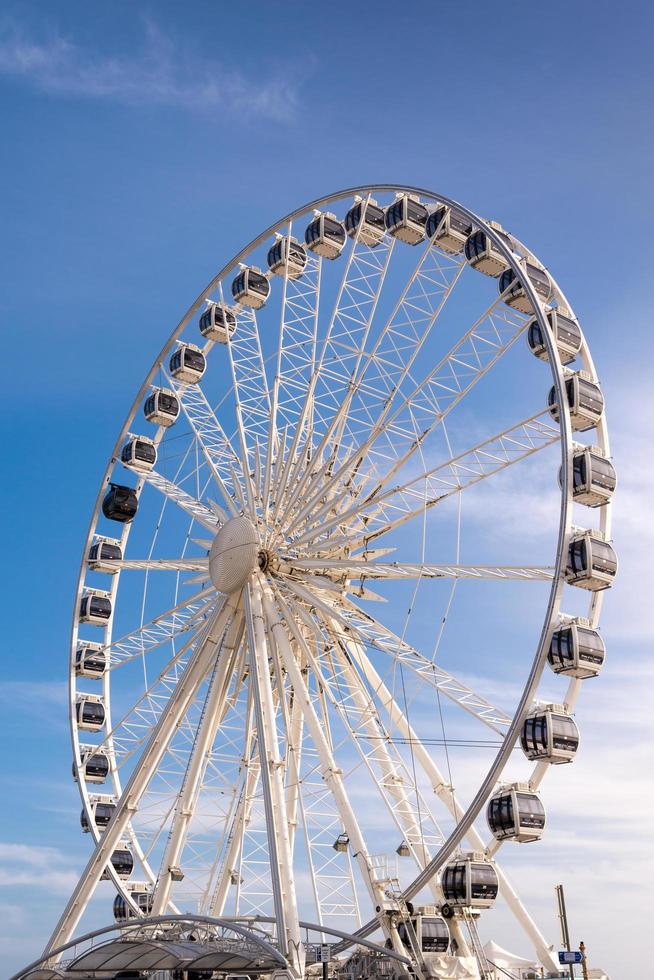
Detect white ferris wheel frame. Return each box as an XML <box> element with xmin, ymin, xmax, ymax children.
<box><xmin>43</xmin><ymin>185</ymin><xmax>611</xmax><ymax>975</ymax></box>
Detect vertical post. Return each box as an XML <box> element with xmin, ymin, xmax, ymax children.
<box><xmin>322</xmin><ymin>959</ymin><xmax>328</xmax><ymax>980</ymax></box>
<box><xmin>579</xmin><ymin>942</ymin><xmax>589</xmax><ymax>980</ymax></box>
<box><xmin>555</xmin><ymin>884</ymin><xmax>574</xmax><ymax>980</ymax></box>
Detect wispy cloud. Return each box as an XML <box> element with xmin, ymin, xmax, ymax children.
<box><xmin>0</xmin><ymin>842</ymin><xmax>79</xmax><ymax>895</ymax></box>
<box><xmin>0</xmin><ymin>17</ymin><xmax>299</xmax><ymax>120</ymax></box>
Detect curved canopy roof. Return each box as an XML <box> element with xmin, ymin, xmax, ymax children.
<box><xmin>68</xmin><ymin>937</ymin><xmax>281</xmax><ymax>973</ymax></box>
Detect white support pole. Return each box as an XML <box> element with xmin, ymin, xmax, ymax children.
<box><xmin>244</xmin><ymin>580</ymin><xmax>304</xmax><ymax>977</ymax></box>
<box><xmin>260</xmin><ymin>587</ymin><xmax>401</xmax><ymax>954</ymax></box>
<box><xmin>151</xmin><ymin>611</ymin><xmax>245</xmax><ymax>914</ymax></box>
<box><xmin>43</xmin><ymin>596</ymin><xmax>239</xmax><ymax>958</ymax></box>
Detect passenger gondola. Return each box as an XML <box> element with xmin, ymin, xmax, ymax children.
<box><xmin>333</xmin><ymin>833</ymin><xmax>350</xmax><ymax>852</ymax></box>
<box><xmin>101</xmin><ymin>845</ymin><xmax>134</xmax><ymax>880</ymax></box>
<box><xmin>267</xmin><ymin>235</ymin><xmax>308</xmax><ymax>278</ymax></box>
<box><xmin>75</xmin><ymin>641</ymin><xmax>107</xmax><ymax>677</ymax></box>
<box><xmin>305</xmin><ymin>212</ymin><xmax>347</xmax><ymax>259</ymax></box>
<box><xmin>384</xmin><ymin>193</ymin><xmax>428</xmax><ymax>245</ymax></box>
<box><xmin>520</xmin><ymin>704</ymin><xmax>579</xmax><ymax>763</ymax></box>
<box><xmin>566</xmin><ymin>529</ymin><xmax>617</xmax><ymax>591</ymax></box>
<box><xmin>464</xmin><ymin>222</ymin><xmax>515</xmax><ymax>276</ymax></box>
<box><xmin>527</xmin><ymin>309</ymin><xmax>582</xmax><ymax>365</ymax></box>
<box><xmin>344</xmin><ymin>196</ymin><xmax>386</xmax><ymax>247</ymax></box>
<box><xmin>121</xmin><ymin>436</ymin><xmax>157</xmax><ymax>472</ymax></box>
<box><xmin>231</xmin><ymin>265</ymin><xmax>271</xmax><ymax>308</ymax></box>
<box><xmin>425</xmin><ymin>204</ymin><xmax>473</xmax><ymax>254</ymax></box>
<box><xmin>441</xmin><ymin>853</ymin><xmax>498</xmax><ymax>909</ymax></box>
<box><xmin>566</xmin><ymin>446</ymin><xmax>617</xmax><ymax>506</ymax></box>
<box><xmin>75</xmin><ymin>695</ymin><xmax>105</xmax><ymax>731</ymax></box>
<box><xmin>547</xmin><ymin>372</ymin><xmax>604</xmax><ymax>431</ymax></box>
<box><xmin>199</xmin><ymin>302</ymin><xmax>237</xmax><ymax>343</ymax></box>
<box><xmin>169</xmin><ymin>343</ymin><xmax>206</xmax><ymax>384</ymax></box>
<box><xmin>113</xmin><ymin>884</ymin><xmax>153</xmax><ymax>922</ymax></box>
<box><xmin>79</xmin><ymin>589</ymin><xmax>112</xmax><ymax>624</ymax></box>
<box><xmin>81</xmin><ymin>795</ymin><xmax>116</xmax><ymax>833</ymax></box>
<box><xmin>487</xmin><ymin>783</ymin><xmax>546</xmax><ymax>843</ymax></box>
<box><xmin>102</xmin><ymin>483</ymin><xmax>138</xmax><ymax>523</ymax></box>
<box><xmin>143</xmin><ymin>387</ymin><xmax>180</xmax><ymax>427</ymax></box>
<box><xmin>498</xmin><ymin>262</ymin><xmax>552</xmax><ymax>313</ymax></box>
<box><xmin>397</xmin><ymin>908</ymin><xmax>450</xmax><ymax>953</ymax></box>
<box><xmin>74</xmin><ymin>745</ymin><xmax>109</xmax><ymax>784</ymax></box>
<box><xmin>548</xmin><ymin>620</ymin><xmax>605</xmax><ymax>678</ymax></box>
<box><xmin>87</xmin><ymin>537</ymin><xmax>122</xmax><ymax>573</ymax></box>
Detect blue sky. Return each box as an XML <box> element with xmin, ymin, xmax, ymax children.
<box><xmin>1</xmin><ymin>2</ymin><xmax>653</xmax><ymax>976</ymax></box>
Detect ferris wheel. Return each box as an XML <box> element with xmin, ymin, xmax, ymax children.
<box><xmin>46</xmin><ymin>186</ymin><xmax>616</xmax><ymax>976</ymax></box>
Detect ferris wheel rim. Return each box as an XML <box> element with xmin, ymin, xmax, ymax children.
<box><xmin>64</xmin><ymin>184</ymin><xmax>611</xmax><ymax>966</ymax></box>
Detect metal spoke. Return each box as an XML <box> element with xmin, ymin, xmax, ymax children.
<box><xmin>292</xmin><ymin>411</ymin><xmax>559</xmax><ymax>545</ymax></box>
<box><xmin>102</xmin><ymin>557</ymin><xmax>209</xmax><ymax>572</ymax></box>
<box><xmin>281</xmin><ymin>559</ymin><xmax>554</xmax><ymax>582</ymax></box>
<box><xmin>167</xmin><ymin>376</ymin><xmax>244</xmax><ymax>517</ymax></box>
<box><xmin>277</xmin><ymin>577</ymin><xmax>511</xmax><ymax>732</ymax></box>
<box><xmin>105</xmin><ymin>587</ymin><xmax>217</xmax><ymax>669</ymax></box>
<box><xmin>137</xmin><ymin>467</ymin><xmax>222</xmax><ymax>531</ymax></box>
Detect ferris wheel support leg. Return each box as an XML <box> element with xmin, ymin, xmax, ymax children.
<box><xmin>245</xmin><ymin>580</ymin><xmax>304</xmax><ymax>977</ymax></box>
<box><xmin>43</xmin><ymin>597</ymin><xmax>237</xmax><ymax>959</ymax></box>
<box><xmin>349</xmin><ymin>641</ymin><xmax>558</xmax><ymax>971</ymax></box>
<box><xmin>260</xmin><ymin>587</ymin><xmax>406</xmax><ymax>960</ymax></box>
<box><xmin>151</xmin><ymin>611</ymin><xmax>245</xmax><ymax>915</ymax></box>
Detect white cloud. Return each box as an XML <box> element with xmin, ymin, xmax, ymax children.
<box><xmin>0</xmin><ymin>17</ymin><xmax>299</xmax><ymax>120</ymax></box>
<box><xmin>0</xmin><ymin>842</ymin><xmax>79</xmax><ymax>895</ymax></box>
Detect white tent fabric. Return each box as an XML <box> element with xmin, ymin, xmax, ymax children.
<box><xmin>483</xmin><ymin>940</ymin><xmax>539</xmax><ymax>970</ymax></box>
<box><xmin>423</xmin><ymin>952</ymin><xmax>480</xmax><ymax>979</ymax></box>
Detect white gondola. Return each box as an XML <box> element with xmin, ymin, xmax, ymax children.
<box><xmin>498</xmin><ymin>262</ymin><xmax>552</xmax><ymax>313</ymax></box>
<box><xmin>169</xmin><ymin>343</ymin><xmax>206</xmax><ymax>384</ymax></box>
<box><xmin>521</xmin><ymin>704</ymin><xmax>579</xmax><ymax>763</ymax></box>
<box><xmin>75</xmin><ymin>641</ymin><xmax>107</xmax><ymax>677</ymax></box>
<box><xmin>566</xmin><ymin>528</ymin><xmax>617</xmax><ymax>591</ymax></box>
<box><xmin>397</xmin><ymin>907</ymin><xmax>450</xmax><ymax>953</ymax></box>
<box><xmin>441</xmin><ymin>852</ymin><xmax>498</xmax><ymax>910</ymax></box>
<box><xmin>87</xmin><ymin>536</ymin><xmax>122</xmax><ymax>573</ymax></box>
<box><xmin>113</xmin><ymin>882</ymin><xmax>153</xmax><ymax>922</ymax></box>
<box><xmin>487</xmin><ymin>783</ymin><xmax>546</xmax><ymax>843</ymax></box>
<box><xmin>425</xmin><ymin>204</ymin><xmax>472</xmax><ymax>254</ymax></box>
<box><xmin>548</xmin><ymin>619</ymin><xmax>605</xmax><ymax>678</ymax></box>
<box><xmin>344</xmin><ymin>196</ymin><xmax>386</xmax><ymax>247</ymax></box>
<box><xmin>102</xmin><ymin>483</ymin><xmax>138</xmax><ymax>523</ymax></box>
<box><xmin>101</xmin><ymin>844</ymin><xmax>134</xmax><ymax>880</ymax></box>
<box><xmin>547</xmin><ymin>371</ymin><xmax>604</xmax><ymax>432</ymax></box>
<box><xmin>267</xmin><ymin>235</ymin><xmax>308</xmax><ymax>278</ymax></box>
<box><xmin>143</xmin><ymin>387</ymin><xmax>180</xmax><ymax>427</ymax></box>
<box><xmin>79</xmin><ymin>589</ymin><xmax>112</xmax><ymax>625</ymax></box>
<box><xmin>384</xmin><ymin>193</ymin><xmax>428</xmax><ymax>245</ymax></box>
<box><xmin>121</xmin><ymin>435</ymin><xmax>157</xmax><ymax>472</ymax></box>
<box><xmin>74</xmin><ymin>745</ymin><xmax>109</xmax><ymax>784</ymax></box>
<box><xmin>80</xmin><ymin>794</ymin><xmax>115</xmax><ymax>833</ymax></box>
<box><xmin>199</xmin><ymin>302</ymin><xmax>237</xmax><ymax>343</ymax></box>
<box><xmin>75</xmin><ymin>694</ymin><xmax>105</xmax><ymax>732</ymax></box>
<box><xmin>527</xmin><ymin>309</ymin><xmax>582</xmax><ymax>365</ymax></box>
<box><xmin>567</xmin><ymin>445</ymin><xmax>617</xmax><ymax>506</ymax></box>
<box><xmin>464</xmin><ymin>221</ymin><xmax>515</xmax><ymax>276</ymax></box>
<box><xmin>305</xmin><ymin>211</ymin><xmax>347</xmax><ymax>259</ymax></box>
<box><xmin>231</xmin><ymin>265</ymin><xmax>271</xmax><ymax>308</ymax></box>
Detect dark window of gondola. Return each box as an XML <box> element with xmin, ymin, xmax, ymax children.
<box><xmin>470</xmin><ymin>864</ymin><xmax>498</xmax><ymax>899</ymax></box>
<box><xmin>591</xmin><ymin>541</ymin><xmax>617</xmax><ymax>575</ymax></box>
<box><xmin>577</xmin><ymin>380</ymin><xmax>604</xmax><ymax>415</ymax></box>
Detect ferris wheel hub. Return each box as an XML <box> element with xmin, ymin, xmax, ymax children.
<box><xmin>209</xmin><ymin>516</ymin><xmax>260</xmax><ymax>593</ymax></box>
